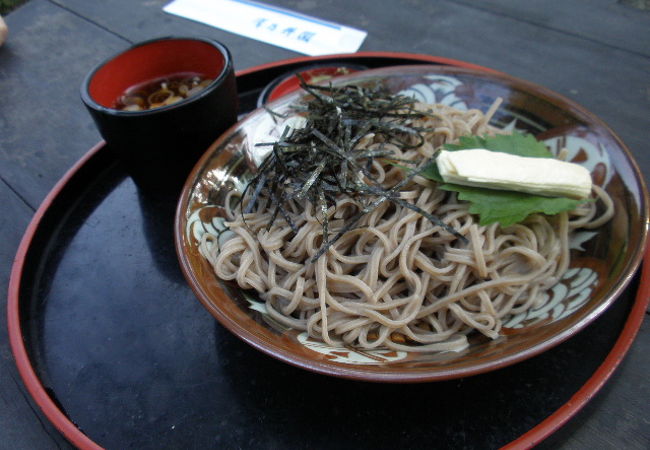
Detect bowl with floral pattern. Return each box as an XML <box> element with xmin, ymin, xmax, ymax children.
<box><xmin>175</xmin><ymin>65</ymin><xmax>648</xmax><ymax>382</ymax></box>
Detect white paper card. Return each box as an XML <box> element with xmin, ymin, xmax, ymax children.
<box><xmin>163</xmin><ymin>0</ymin><xmax>367</xmax><ymax>56</ymax></box>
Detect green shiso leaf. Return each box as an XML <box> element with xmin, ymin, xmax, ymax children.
<box><xmin>420</xmin><ymin>160</ymin><xmax>443</xmax><ymax>182</ymax></box>
<box><xmin>444</xmin><ymin>132</ymin><xmax>554</xmax><ymax>158</ymax></box>
<box><xmin>418</xmin><ymin>132</ymin><xmax>590</xmax><ymax>226</ymax></box>
<box><xmin>438</xmin><ymin>184</ymin><xmax>586</xmax><ymax>227</ymax></box>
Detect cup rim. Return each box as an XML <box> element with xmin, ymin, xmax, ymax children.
<box><xmin>256</xmin><ymin>63</ymin><xmax>368</xmax><ymax>107</ymax></box>
<box><xmin>80</xmin><ymin>36</ymin><xmax>233</xmax><ymax>117</ymax></box>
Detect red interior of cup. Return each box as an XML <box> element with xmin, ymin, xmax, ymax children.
<box><xmin>267</xmin><ymin>66</ymin><xmax>361</xmax><ymax>102</ymax></box>
<box><xmin>88</xmin><ymin>38</ymin><xmax>226</xmax><ymax>108</ymax></box>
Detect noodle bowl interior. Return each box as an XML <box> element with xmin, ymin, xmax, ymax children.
<box><xmin>198</xmin><ymin>91</ymin><xmax>613</xmax><ymax>354</ymax></box>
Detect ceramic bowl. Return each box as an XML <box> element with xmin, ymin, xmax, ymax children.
<box><xmin>175</xmin><ymin>65</ymin><xmax>648</xmax><ymax>382</ymax></box>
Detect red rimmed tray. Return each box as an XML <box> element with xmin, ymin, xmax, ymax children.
<box><xmin>8</xmin><ymin>52</ymin><xmax>650</xmax><ymax>450</ymax></box>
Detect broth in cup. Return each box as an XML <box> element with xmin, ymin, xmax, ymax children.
<box><xmin>115</xmin><ymin>73</ymin><xmax>214</xmax><ymax>111</ymax></box>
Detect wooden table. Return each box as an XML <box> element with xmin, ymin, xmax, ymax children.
<box><xmin>1</xmin><ymin>1</ymin><xmax>648</xmax><ymax>448</ymax></box>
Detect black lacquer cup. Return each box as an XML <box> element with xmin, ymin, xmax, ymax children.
<box><xmin>81</xmin><ymin>37</ymin><xmax>238</xmax><ymax>193</ymax></box>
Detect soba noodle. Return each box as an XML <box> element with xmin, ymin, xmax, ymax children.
<box><xmin>199</xmin><ymin>102</ymin><xmax>614</xmax><ymax>352</ymax></box>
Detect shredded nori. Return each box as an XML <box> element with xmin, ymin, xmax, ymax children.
<box><xmin>242</xmin><ymin>77</ymin><xmax>466</xmax><ymax>262</ymax></box>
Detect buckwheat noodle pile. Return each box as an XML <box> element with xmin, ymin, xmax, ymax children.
<box><xmin>199</xmin><ymin>98</ymin><xmax>613</xmax><ymax>353</ymax></box>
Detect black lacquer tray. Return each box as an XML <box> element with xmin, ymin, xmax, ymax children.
<box><xmin>8</xmin><ymin>53</ymin><xmax>650</xmax><ymax>450</ymax></box>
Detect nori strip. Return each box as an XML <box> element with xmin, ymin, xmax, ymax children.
<box><xmin>236</xmin><ymin>76</ymin><xmax>465</xmax><ymax>261</ymax></box>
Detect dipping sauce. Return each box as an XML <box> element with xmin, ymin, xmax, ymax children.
<box><xmin>114</xmin><ymin>72</ymin><xmax>213</xmax><ymax>111</ymax></box>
